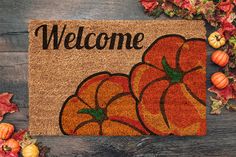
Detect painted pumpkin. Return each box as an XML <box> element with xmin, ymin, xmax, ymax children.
<box><xmin>0</xmin><ymin>123</ymin><xmax>14</xmax><ymax>140</ymax></box>
<box><xmin>2</xmin><ymin>138</ymin><xmax>20</xmax><ymax>154</ymax></box>
<box><xmin>211</xmin><ymin>50</ymin><xmax>229</xmax><ymax>67</ymax></box>
<box><xmin>211</xmin><ymin>72</ymin><xmax>229</xmax><ymax>89</ymax></box>
<box><xmin>60</xmin><ymin>72</ymin><xmax>149</xmax><ymax>136</ymax></box>
<box><xmin>208</xmin><ymin>31</ymin><xmax>226</xmax><ymax>49</ymax></box>
<box><xmin>130</xmin><ymin>35</ymin><xmax>206</xmax><ymax>136</ymax></box>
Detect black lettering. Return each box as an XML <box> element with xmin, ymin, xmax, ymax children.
<box><xmin>133</xmin><ymin>33</ymin><xmax>144</xmax><ymax>49</ymax></box>
<box><xmin>84</xmin><ymin>33</ymin><xmax>96</xmax><ymax>49</ymax></box>
<box><xmin>35</xmin><ymin>24</ymin><xmax>66</xmax><ymax>49</ymax></box>
<box><xmin>64</xmin><ymin>33</ymin><xmax>76</xmax><ymax>49</ymax></box>
<box><xmin>76</xmin><ymin>27</ymin><xmax>85</xmax><ymax>49</ymax></box>
<box><xmin>109</xmin><ymin>33</ymin><xmax>133</xmax><ymax>50</ymax></box>
<box><xmin>96</xmin><ymin>33</ymin><xmax>110</xmax><ymax>50</ymax></box>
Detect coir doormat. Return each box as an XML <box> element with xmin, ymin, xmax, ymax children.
<box><xmin>29</xmin><ymin>20</ymin><xmax>206</xmax><ymax>136</ymax></box>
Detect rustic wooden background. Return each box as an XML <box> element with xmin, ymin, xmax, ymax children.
<box><xmin>0</xmin><ymin>0</ymin><xmax>236</xmax><ymax>156</ymax></box>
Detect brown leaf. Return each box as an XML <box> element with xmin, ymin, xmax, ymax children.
<box><xmin>226</xmin><ymin>104</ymin><xmax>236</xmax><ymax>111</ymax></box>
<box><xmin>0</xmin><ymin>93</ymin><xmax>18</xmax><ymax>121</ymax></box>
<box><xmin>210</xmin><ymin>97</ymin><xmax>225</xmax><ymax>115</ymax></box>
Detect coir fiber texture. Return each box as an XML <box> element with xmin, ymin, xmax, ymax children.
<box><xmin>29</xmin><ymin>20</ymin><xmax>206</xmax><ymax>136</ymax></box>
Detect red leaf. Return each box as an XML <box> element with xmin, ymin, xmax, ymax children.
<box><xmin>218</xmin><ymin>26</ymin><xmax>236</xmax><ymax>40</ymax></box>
<box><xmin>0</xmin><ymin>93</ymin><xmax>18</xmax><ymax>121</ymax></box>
<box><xmin>12</xmin><ymin>129</ymin><xmax>28</xmax><ymax>141</ymax></box>
<box><xmin>221</xmin><ymin>20</ymin><xmax>236</xmax><ymax>32</ymax></box>
<box><xmin>217</xmin><ymin>0</ymin><xmax>234</xmax><ymax>13</ymax></box>
<box><xmin>140</xmin><ymin>0</ymin><xmax>158</xmax><ymax>12</ymax></box>
<box><xmin>170</xmin><ymin>0</ymin><xmax>197</xmax><ymax>13</ymax></box>
<box><xmin>208</xmin><ymin>83</ymin><xmax>236</xmax><ymax>104</ymax></box>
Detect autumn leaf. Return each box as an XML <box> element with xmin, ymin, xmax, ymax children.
<box><xmin>209</xmin><ymin>83</ymin><xmax>236</xmax><ymax>114</ymax></box>
<box><xmin>0</xmin><ymin>93</ymin><xmax>18</xmax><ymax>121</ymax></box>
<box><xmin>140</xmin><ymin>0</ymin><xmax>159</xmax><ymax>12</ymax></box>
<box><xmin>170</xmin><ymin>0</ymin><xmax>197</xmax><ymax>13</ymax></box>
<box><xmin>196</xmin><ymin>0</ymin><xmax>215</xmax><ymax>15</ymax></box>
<box><xmin>210</xmin><ymin>97</ymin><xmax>224</xmax><ymax>115</ymax></box>
<box><xmin>162</xmin><ymin>1</ymin><xmax>176</xmax><ymax>17</ymax></box>
<box><xmin>208</xmin><ymin>83</ymin><xmax>236</xmax><ymax>104</ymax></box>
<box><xmin>12</xmin><ymin>129</ymin><xmax>28</xmax><ymax>142</ymax></box>
<box><xmin>196</xmin><ymin>0</ymin><xmax>217</xmax><ymax>26</ymax></box>
<box><xmin>226</xmin><ymin>103</ymin><xmax>236</xmax><ymax>111</ymax></box>
<box><xmin>229</xmin><ymin>35</ymin><xmax>236</xmax><ymax>49</ymax></box>
<box><xmin>218</xmin><ymin>18</ymin><xmax>236</xmax><ymax>36</ymax></box>
<box><xmin>217</xmin><ymin>0</ymin><xmax>234</xmax><ymax>13</ymax></box>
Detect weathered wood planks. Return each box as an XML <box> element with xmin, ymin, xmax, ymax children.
<box><xmin>0</xmin><ymin>0</ymin><xmax>235</xmax><ymax>156</ymax></box>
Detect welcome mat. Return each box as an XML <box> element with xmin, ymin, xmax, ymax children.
<box><xmin>29</xmin><ymin>20</ymin><xmax>206</xmax><ymax>136</ymax></box>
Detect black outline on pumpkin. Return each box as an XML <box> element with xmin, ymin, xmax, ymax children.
<box><xmin>59</xmin><ymin>34</ymin><xmax>207</xmax><ymax>136</ymax></box>
<box><xmin>59</xmin><ymin>71</ymin><xmax>148</xmax><ymax>135</ymax></box>
<box><xmin>129</xmin><ymin>34</ymin><xmax>206</xmax><ymax>135</ymax></box>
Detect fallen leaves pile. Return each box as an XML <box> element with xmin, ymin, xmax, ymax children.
<box><xmin>140</xmin><ymin>0</ymin><xmax>236</xmax><ymax>114</ymax></box>
<box><xmin>0</xmin><ymin>93</ymin><xmax>49</xmax><ymax>157</ymax></box>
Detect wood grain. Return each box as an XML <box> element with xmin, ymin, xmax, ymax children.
<box><xmin>0</xmin><ymin>0</ymin><xmax>235</xmax><ymax>156</ymax></box>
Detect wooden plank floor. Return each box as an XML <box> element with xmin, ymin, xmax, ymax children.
<box><xmin>0</xmin><ymin>0</ymin><xmax>235</xmax><ymax>156</ymax></box>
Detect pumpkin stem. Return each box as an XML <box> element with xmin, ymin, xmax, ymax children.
<box><xmin>161</xmin><ymin>57</ymin><xmax>183</xmax><ymax>83</ymax></box>
<box><xmin>78</xmin><ymin>108</ymin><xmax>106</xmax><ymax>121</ymax></box>
<box><xmin>2</xmin><ymin>145</ymin><xmax>12</xmax><ymax>152</ymax></box>
<box><xmin>215</xmin><ymin>34</ymin><xmax>220</xmax><ymax>41</ymax></box>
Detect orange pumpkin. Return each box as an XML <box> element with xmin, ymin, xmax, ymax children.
<box><xmin>59</xmin><ymin>72</ymin><xmax>149</xmax><ymax>136</ymax></box>
<box><xmin>2</xmin><ymin>138</ymin><xmax>20</xmax><ymax>154</ymax></box>
<box><xmin>211</xmin><ymin>50</ymin><xmax>229</xmax><ymax>67</ymax></box>
<box><xmin>0</xmin><ymin>123</ymin><xmax>14</xmax><ymax>140</ymax></box>
<box><xmin>130</xmin><ymin>35</ymin><xmax>206</xmax><ymax>136</ymax></box>
<box><xmin>211</xmin><ymin>72</ymin><xmax>229</xmax><ymax>89</ymax></box>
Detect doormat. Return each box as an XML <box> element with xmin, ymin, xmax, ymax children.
<box><xmin>29</xmin><ymin>20</ymin><xmax>206</xmax><ymax>136</ymax></box>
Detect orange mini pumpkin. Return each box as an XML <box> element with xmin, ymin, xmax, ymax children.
<box><xmin>211</xmin><ymin>50</ymin><xmax>229</xmax><ymax>67</ymax></box>
<box><xmin>2</xmin><ymin>138</ymin><xmax>20</xmax><ymax>154</ymax></box>
<box><xmin>130</xmin><ymin>35</ymin><xmax>206</xmax><ymax>136</ymax></box>
<box><xmin>59</xmin><ymin>72</ymin><xmax>149</xmax><ymax>136</ymax></box>
<box><xmin>0</xmin><ymin>123</ymin><xmax>14</xmax><ymax>140</ymax></box>
<box><xmin>211</xmin><ymin>72</ymin><xmax>229</xmax><ymax>89</ymax></box>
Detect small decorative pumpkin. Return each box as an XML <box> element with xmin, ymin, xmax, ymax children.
<box><xmin>211</xmin><ymin>50</ymin><xmax>229</xmax><ymax>67</ymax></box>
<box><xmin>208</xmin><ymin>32</ymin><xmax>226</xmax><ymax>49</ymax></box>
<box><xmin>2</xmin><ymin>138</ymin><xmax>20</xmax><ymax>154</ymax></box>
<box><xmin>0</xmin><ymin>123</ymin><xmax>14</xmax><ymax>140</ymax></box>
<box><xmin>211</xmin><ymin>72</ymin><xmax>229</xmax><ymax>89</ymax></box>
<box><xmin>22</xmin><ymin>144</ymin><xmax>39</xmax><ymax>157</ymax></box>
